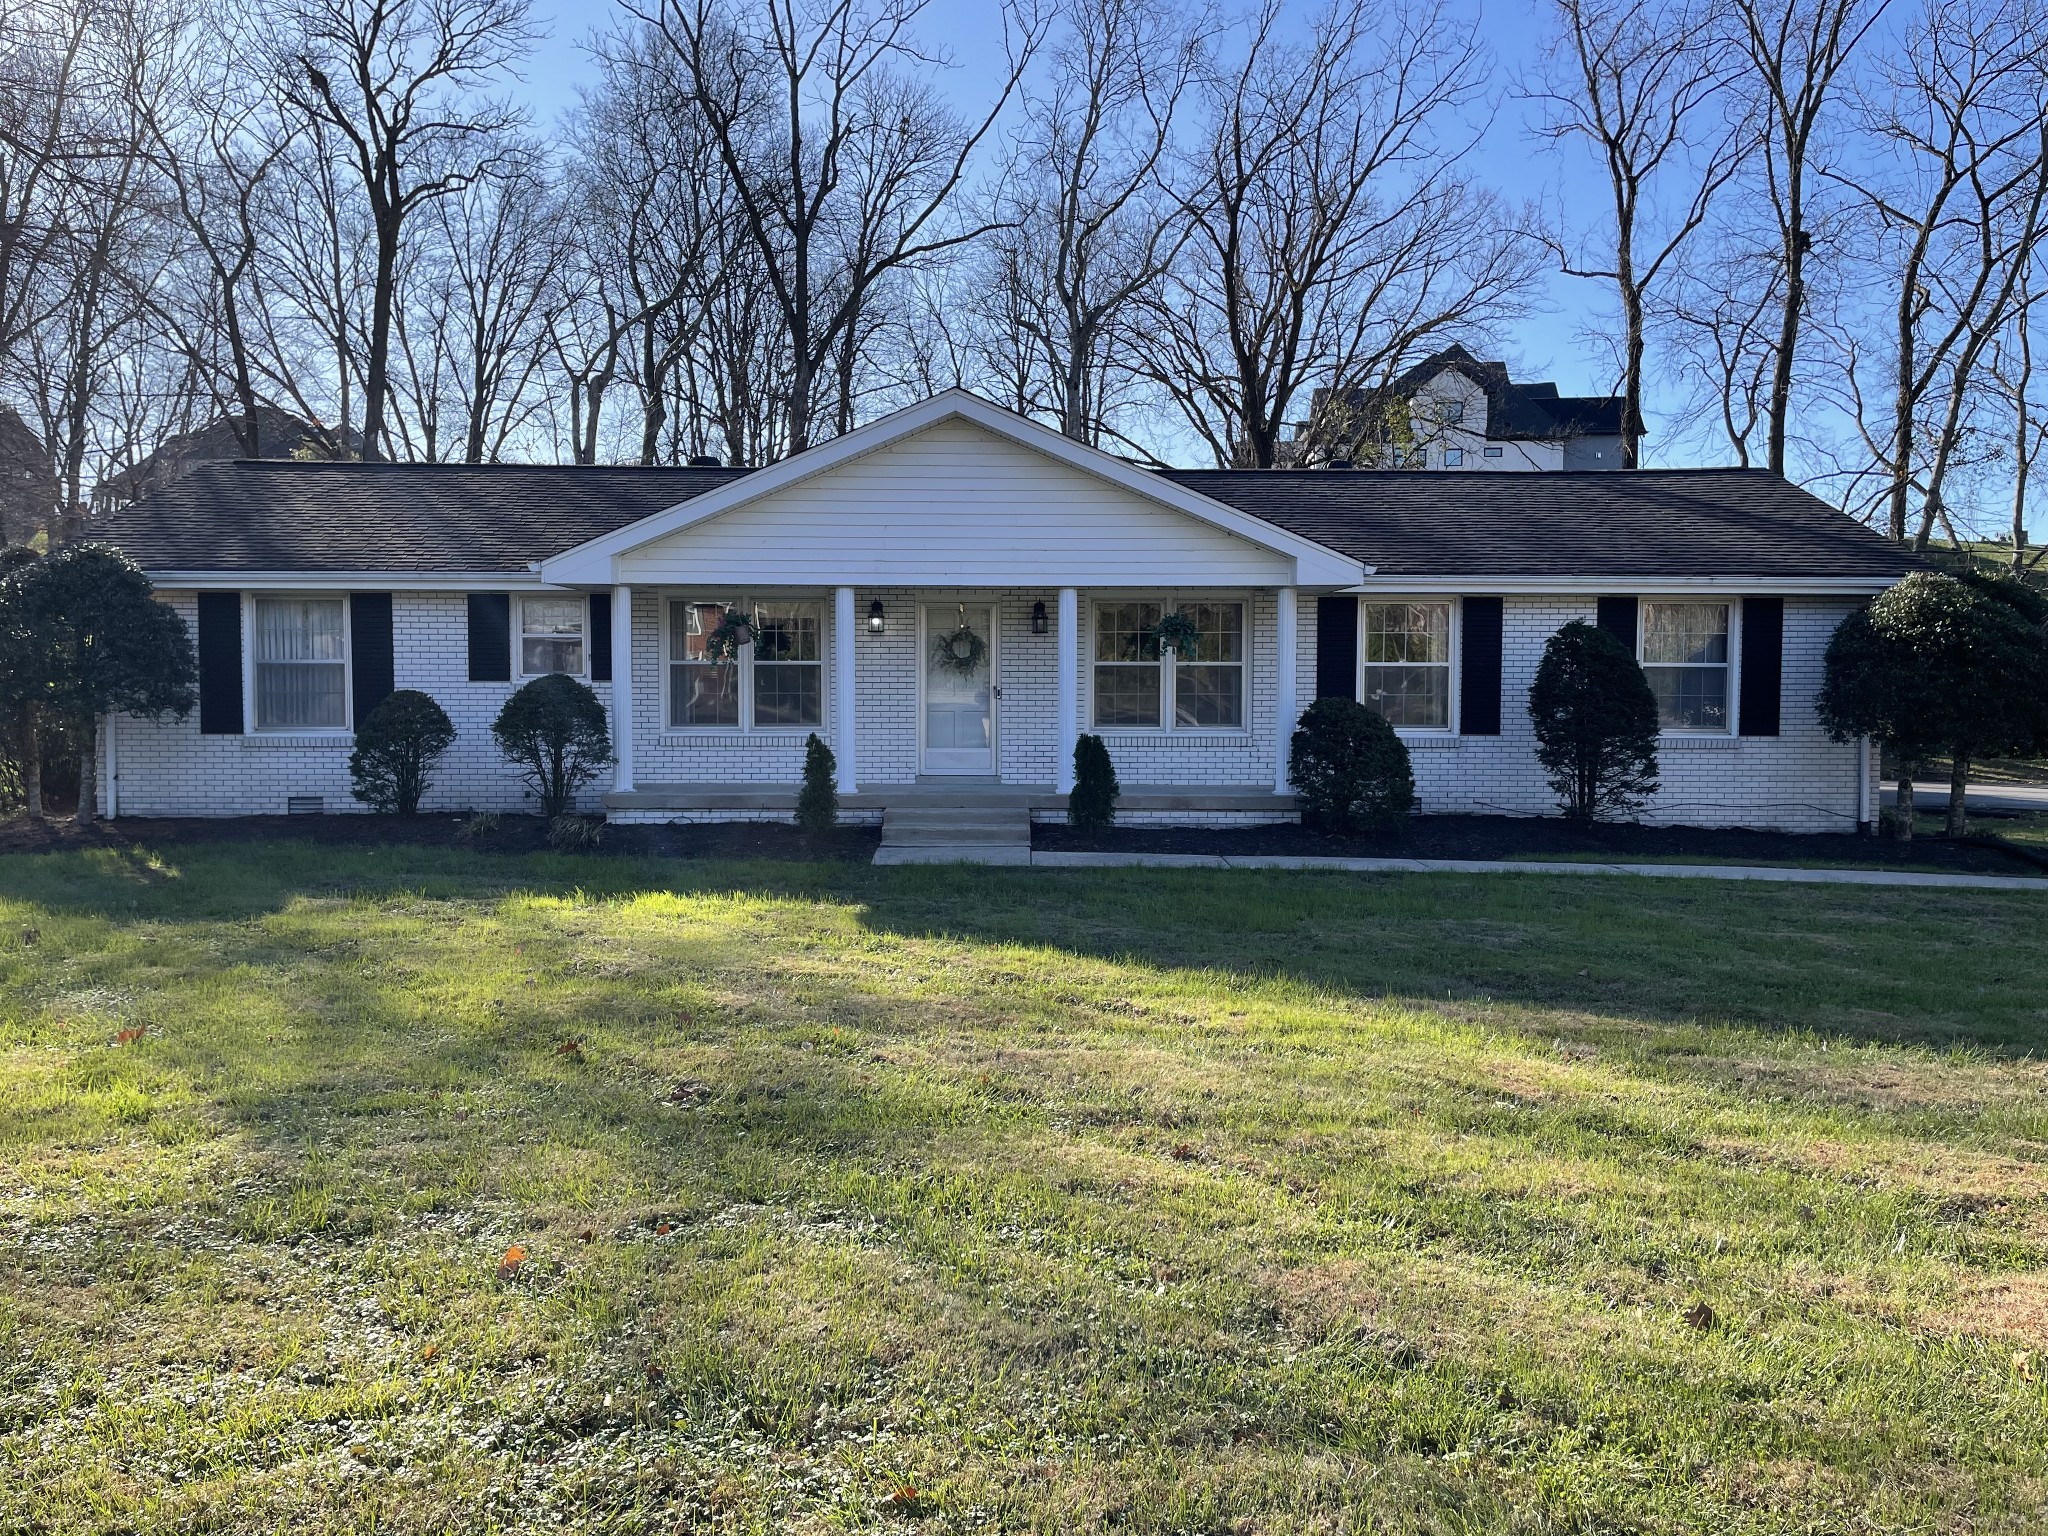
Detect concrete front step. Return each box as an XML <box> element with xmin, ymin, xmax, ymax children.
<box><xmin>879</xmin><ymin>803</ymin><xmax>1034</xmax><ymax>859</ymax></box>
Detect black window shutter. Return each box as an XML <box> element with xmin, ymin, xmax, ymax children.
<box><xmin>1596</xmin><ymin>595</ymin><xmax>1638</xmax><ymax>654</ymax></box>
<box><xmin>196</xmin><ymin>591</ymin><xmax>243</xmax><ymax>735</ymax></box>
<box><xmin>1459</xmin><ymin>596</ymin><xmax>1503</xmax><ymax>735</ymax></box>
<box><xmin>350</xmin><ymin>593</ymin><xmax>395</xmax><ymax>723</ymax></box>
<box><xmin>1739</xmin><ymin>597</ymin><xmax>1783</xmax><ymax>737</ymax></box>
<box><xmin>467</xmin><ymin>593</ymin><xmax>510</xmax><ymax>682</ymax></box>
<box><xmin>589</xmin><ymin>592</ymin><xmax>612</xmax><ymax>682</ymax></box>
<box><xmin>1314</xmin><ymin>595</ymin><xmax>1358</xmax><ymax>700</ymax></box>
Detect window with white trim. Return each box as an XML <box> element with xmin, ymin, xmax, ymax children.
<box><xmin>1640</xmin><ymin>601</ymin><xmax>1730</xmax><ymax>731</ymax></box>
<box><xmin>1361</xmin><ymin>601</ymin><xmax>1452</xmax><ymax>729</ymax></box>
<box><xmin>253</xmin><ymin>597</ymin><xmax>347</xmax><ymax>729</ymax></box>
<box><xmin>519</xmin><ymin>595</ymin><xmax>585</xmax><ymax>675</ymax></box>
<box><xmin>667</xmin><ymin>597</ymin><xmax>824</xmax><ymax>730</ymax></box>
<box><xmin>1091</xmin><ymin>598</ymin><xmax>1244</xmax><ymax>730</ymax></box>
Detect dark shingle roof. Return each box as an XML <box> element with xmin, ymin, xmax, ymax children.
<box><xmin>1162</xmin><ymin>467</ymin><xmax>1915</xmax><ymax>580</ymax></box>
<box><xmin>90</xmin><ymin>459</ymin><xmax>748</xmax><ymax>572</ymax></box>
<box><xmin>93</xmin><ymin>455</ymin><xmax>1913</xmax><ymax>585</ymax></box>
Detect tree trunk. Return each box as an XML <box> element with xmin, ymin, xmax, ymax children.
<box><xmin>1892</xmin><ymin>769</ymin><xmax>1914</xmax><ymax>842</ymax></box>
<box><xmin>20</xmin><ymin>705</ymin><xmax>40</xmax><ymax>818</ymax></box>
<box><xmin>1946</xmin><ymin>753</ymin><xmax>1968</xmax><ymax>838</ymax></box>
<box><xmin>75</xmin><ymin>724</ymin><xmax>96</xmax><ymax>826</ymax></box>
<box><xmin>362</xmin><ymin>221</ymin><xmax>399</xmax><ymax>462</ymax></box>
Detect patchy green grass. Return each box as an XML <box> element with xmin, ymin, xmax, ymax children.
<box><xmin>3</xmin><ymin>843</ymin><xmax>2047</xmax><ymax>1534</ymax></box>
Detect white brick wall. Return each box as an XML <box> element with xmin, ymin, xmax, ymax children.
<box><xmin>104</xmin><ymin>587</ymin><xmax>1872</xmax><ymax>833</ymax></box>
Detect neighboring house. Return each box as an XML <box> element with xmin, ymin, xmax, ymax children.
<box><xmin>0</xmin><ymin>405</ymin><xmax>57</xmax><ymax>545</ymax></box>
<box><xmin>1285</xmin><ymin>345</ymin><xmax>1633</xmax><ymax>471</ymax></box>
<box><xmin>90</xmin><ymin>390</ymin><xmax>1911</xmax><ymax>832</ymax></box>
<box><xmin>91</xmin><ymin>407</ymin><xmax>353</xmax><ymax>514</ymax></box>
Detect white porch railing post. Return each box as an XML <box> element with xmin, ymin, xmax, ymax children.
<box><xmin>611</xmin><ymin>585</ymin><xmax>634</xmax><ymax>794</ymax></box>
<box><xmin>1056</xmin><ymin>587</ymin><xmax>1079</xmax><ymax>793</ymax></box>
<box><xmin>835</xmin><ymin>586</ymin><xmax>858</xmax><ymax>794</ymax></box>
<box><xmin>1274</xmin><ymin>585</ymin><xmax>1297</xmax><ymax>795</ymax></box>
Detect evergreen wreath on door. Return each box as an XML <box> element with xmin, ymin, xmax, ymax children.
<box><xmin>930</xmin><ymin>604</ymin><xmax>989</xmax><ymax>678</ymax></box>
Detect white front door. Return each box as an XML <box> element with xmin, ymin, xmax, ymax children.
<box><xmin>920</xmin><ymin>603</ymin><xmax>997</xmax><ymax>774</ymax></box>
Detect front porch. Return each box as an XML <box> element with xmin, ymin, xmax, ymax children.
<box><xmin>604</xmin><ymin>780</ymin><xmax>1301</xmax><ymax>825</ymax></box>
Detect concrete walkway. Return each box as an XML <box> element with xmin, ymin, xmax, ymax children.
<box><xmin>976</xmin><ymin>849</ymin><xmax>2048</xmax><ymax>890</ymax></box>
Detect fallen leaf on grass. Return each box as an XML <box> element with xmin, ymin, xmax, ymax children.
<box><xmin>879</xmin><ymin>1485</ymin><xmax>922</xmax><ymax>1513</ymax></box>
<box><xmin>2016</xmin><ymin>1351</ymin><xmax>2036</xmax><ymax>1382</ymax></box>
<box><xmin>21</xmin><ymin>927</ymin><xmax>38</xmax><ymax>946</ymax></box>
<box><xmin>1684</xmin><ymin>1301</ymin><xmax>1717</xmax><ymax>1331</ymax></box>
<box><xmin>420</xmin><ymin>1343</ymin><xmax>438</xmax><ymax>1362</ymax></box>
<box><xmin>498</xmin><ymin>1245</ymin><xmax>527</xmax><ymax>1281</ymax></box>
<box><xmin>578</xmin><ymin>1228</ymin><xmax>595</xmax><ymax>1242</ymax></box>
<box><xmin>556</xmin><ymin>1039</ymin><xmax>584</xmax><ymax>1059</ymax></box>
<box><xmin>645</xmin><ymin>1362</ymin><xmax>665</xmax><ymax>1384</ymax></box>
<box><xmin>1170</xmin><ymin>1142</ymin><xmax>1197</xmax><ymax>1162</ymax></box>
<box><xmin>114</xmin><ymin>1026</ymin><xmax>146</xmax><ymax>1046</ymax></box>
<box><xmin>655</xmin><ymin>1222</ymin><xmax>673</xmax><ymax>1236</ymax></box>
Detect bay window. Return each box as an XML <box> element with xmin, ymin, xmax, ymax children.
<box><xmin>1361</xmin><ymin>601</ymin><xmax>1452</xmax><ymax>729</ymax></box>
<box><xmin>667</xmin><ymin>597</ymin><xmax>824</xmax><ymax>730</ymax></box>
<box><xmin>1640</xmin><ymin>601</ymin><xmax>1730</xmax><ymax>731</ymax></box>
<box><xmin>1091</xmin><ymin>597</ymin><xmax>1244</xmax><ymax>730</ymax></box>
<box><xmin>253</xmin><ymin>597</ymin><xmax>347</xmax><ymax>729</ymax></box>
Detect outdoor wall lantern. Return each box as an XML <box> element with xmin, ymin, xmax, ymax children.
<box><xmin>867</xmin><ymin>599</ymin><xmax>886</xmax><ymax>634</ymax></box>
<box><xmin>1031</xmin><ymin>600</ymin><xmax>1049</xmax><ymax>635</ymax></box>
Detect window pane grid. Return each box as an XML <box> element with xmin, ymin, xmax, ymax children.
<box><xmin>1362</xmin><ymin>602</ymin><xmax>1451</xmax><ymax>728</ymax></box>
<box><xmin>1641</xmin><ymin>602</ymin><xmax>1730</xmax><ymax>731</ymax></box>
<box><xmin>1090</xmin><ymin>599</ymin><xmax>1244</xmax><ymax>730</ymax></box>
<box><xmin>668</xmin><ymin>598</ymin><xmax>822</xmax><ymax>729</ymax></box>
<box><xmin>253</xmin><ymin>598</ymin><xmax>346</xmax><ymax>728</ymax></box>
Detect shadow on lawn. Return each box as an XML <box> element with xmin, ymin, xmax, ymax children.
<box><xmin>3</xmin><ymin>837</ymin><xmax>2045</xmax><ymax>1057</ymax></box>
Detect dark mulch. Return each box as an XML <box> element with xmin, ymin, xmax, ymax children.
<box><xmin>1034</xmin><ymin>813</ymin><xmax>2048</xmax><ymax>875</ymax></box>
<box><xmin>0</xmin><ymin>812</ymin><xmax>881</xmax><ymax>863</ymax></box>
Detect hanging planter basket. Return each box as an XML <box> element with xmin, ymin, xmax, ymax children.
<box><xmin>930</xmin><ymin>622</ymin><xmax>988</xmax><ymax>678</ymax></box>
<box><xmin>703</xmin><ymin>605</ymin><xmax>756</xmax><ymax>663</ymax></box>
<box><xmin>1155</xmin><ymin>610</ymin><xmax>1202</xmax><ymax>658</ymax></box>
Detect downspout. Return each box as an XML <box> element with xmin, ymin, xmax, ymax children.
<box><xmin>1857</xmin><ymin>736</ymin><xmax>1872</xmax><ymax>834</ymax></box>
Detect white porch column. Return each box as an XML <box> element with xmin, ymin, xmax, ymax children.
<box><xmin>1056</xmin><ymin>587</ymin><xmax>1079</xmax><ymax>792</ymax></box>
<box><xmin>1273</xmin><ymin>585</ymin><xmax>1298</xmax><ymax>795</ymax></box>
<box><xmin>611</xmin><ymin>585</ymin><xmax>633</xmax><ymax>794</ymax></box>
<box><xmin>103</xmin><ymin>713</ymin><xmax>118</xmax><ymax>819</ymax></box>
<box><xmin>834</xmin><ymin>586</ymin><xmax>858</xmax><ymax>794</ymax></box>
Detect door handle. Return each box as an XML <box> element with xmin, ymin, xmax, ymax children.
<box><xmin>991</xmin><ymin>686</ymin><xmax>1003</xmax><ymax>700</ymax></box>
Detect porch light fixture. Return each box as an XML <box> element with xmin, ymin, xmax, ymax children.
<box><xmin>867</xmin><ymin>599</ymin><xmax>886</xmax><ymax>633</ymax></box>
<box><xmin>1031</xmin><ymin>600</ymin><xmax>1048</xmax><ymax>635</ymax></box>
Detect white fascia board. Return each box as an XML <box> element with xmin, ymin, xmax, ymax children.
<box><xmin>1338</xmin><ymin>574</ymin><xmax>1900</xmax><ymax>595</ymax></box>
<box><xmin>538</xmin><ymin>389</ymin><xmax>1369</xmax><ymax>589</ymax></box>
<box><xmin>150</xmin><ymin>570</ymin><xmax>558</xmax><ymax>590</ymax></box>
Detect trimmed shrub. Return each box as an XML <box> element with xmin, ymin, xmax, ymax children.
<box><xmin>1528</xmin><ymin>619</ymin><xmax>1660</xmax><ymax>822</ymax></box>
<box><xmin>348</xmin><ymin>689</ymin><xmax>455</xmax><ymax>815</ymax></box>
<box><xmin>1287</xmin><ymin>697</ymin><xmax>1415</xmax><ymax>833</ymax></box>
<box><xmin>796</xmin><ymin>732</ymin><xmax>838</xmax><ymax>837</ymax></box>
<box><xmin>1068</xmin><ymin>733</ymin><xmax>1119</xmax><ymax>828</ymax></box>
<box><xmin>491</xmin><ymin>673</ymin><xmax>614</xmax><ymax>820</ymax></box>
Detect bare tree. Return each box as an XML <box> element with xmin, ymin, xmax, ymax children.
<box><xmin>275</xmin><ymin>0</ymin><xmax>535</xmax><ymax>460</ymax></box>
<box><xmin>629</xmin><ymin>0</ymin><xmax>1044</xmax><ymax>455</ymax></box>
<box><xmin>1835</xmin><ymin>0</ymin><xmax>2046</xmax><ymax>544</ymax></box>
<box><xmin>1531</xmin><ymin>0</ymin><xmax>1750</xmax><ymax>468</ymax></box>
<box><xmin>0</xmin><ymin>0</ymin><xmax>92</xmax><ymax>377</ymax></box>
<box><xmin>1730</xmin><ymin>0</ymin><xmax>1889</xmax><ymax>472</ymax></box>
<box><xmin>1989</xmin><ymin>261</ymin><xmax>2047</xmax><ymax>569</ymax></box>
<box><xmin>978</xmin><ymin>0</ymin><xmax>1210</xmax><ymax>447</ymax></box>
<box><xmin>1146</xmin><ymin>0</ymin><xmax>1536</xmax><ymax>470</ymax></box>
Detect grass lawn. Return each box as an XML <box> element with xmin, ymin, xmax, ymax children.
<box><xmin>3</xmin><ymin>844</ymin><xmax>2048</xmax><ymax>1534</ymax></box>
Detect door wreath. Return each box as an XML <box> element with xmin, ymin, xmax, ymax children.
<box><xmin>930</xmin><ymin>610</ymin><xmax>989</xmax><ymax>678</ymax></box>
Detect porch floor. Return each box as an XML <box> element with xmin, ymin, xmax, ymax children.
<box><xmin>604</xmin><ymin>781</ymin><xmax>1298</xmax><ymax>814</ymax></box>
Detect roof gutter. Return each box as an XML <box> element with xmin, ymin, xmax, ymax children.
<box><xmin>1338</xmin><ymin>574</ymin><xmax>1902</xmax><ymax>595</ymax></box>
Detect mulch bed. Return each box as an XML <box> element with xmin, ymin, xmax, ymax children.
<box><xmin>0</xmin><ymin>813</ymin><xmax>881</xmax><ymax>863</ymax></box>
<box><xmin>1034</xmin><ymin>813</ymin><xmax>2048</xmax><ymax>875</ymax></box>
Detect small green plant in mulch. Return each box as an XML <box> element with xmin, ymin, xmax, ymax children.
<box><xmin>1068</xmin><ymin>733</ymin><xmax>1120</xmax><ymax>828</ymax></box>
<box><xmin>546</xmin><ymin>815</ymin><xmax>605</xmax><ymax>852</ymax></box>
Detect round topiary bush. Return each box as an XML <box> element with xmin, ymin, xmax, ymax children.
<box><xmin>349</xmin><ymin>689</ymin><xmax>456</xmax><ymax>815</ymax></box>
<box><xmin>1287</xmin><ymin>697</ymin><xmax>1415</xmax><ymax>833</ymax></box>
<box><xmin>491</xmin><ymin>673</ymin><xmax>613</xmax><ymax>820</ymax></box>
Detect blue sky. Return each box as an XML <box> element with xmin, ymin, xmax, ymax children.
<box><xmin>513</xmin><ymin>0</ymin><xmax>1646</xmax><ymax>448</ymax></box>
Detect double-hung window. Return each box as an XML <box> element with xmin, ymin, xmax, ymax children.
<box><xmin>519</xmin><ymin>596</ymin><xmax>586</xmax><ymax>675</ymax></box>
<box><xmin>253</xmin><ymin>597</ymin><xmax>347</xmax><ymax>729</ymax></box>
<box><xmin>1361</xmin><ymin>601</ymin><xmax>1453</xmax><ymax>729</ymax></box>
<box><xmin>668</xmin><ymin>597</ymin><xmax>824</xmax><ymax>730</ymax></box>
<box><xmin>1091</xmin><ymin>598</ymin><xmax>1244</xmax><ymax>730</ymax></box>
<box><xmin>1640</xmin><ymin>601</ymin><xmax>1730</xmax><ymax>731</ymax></box>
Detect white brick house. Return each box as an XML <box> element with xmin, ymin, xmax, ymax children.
<box><xmin>93</xmin><ymin>391</ymin><xmax>1911</xmax><ymax>832</ymax></box>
